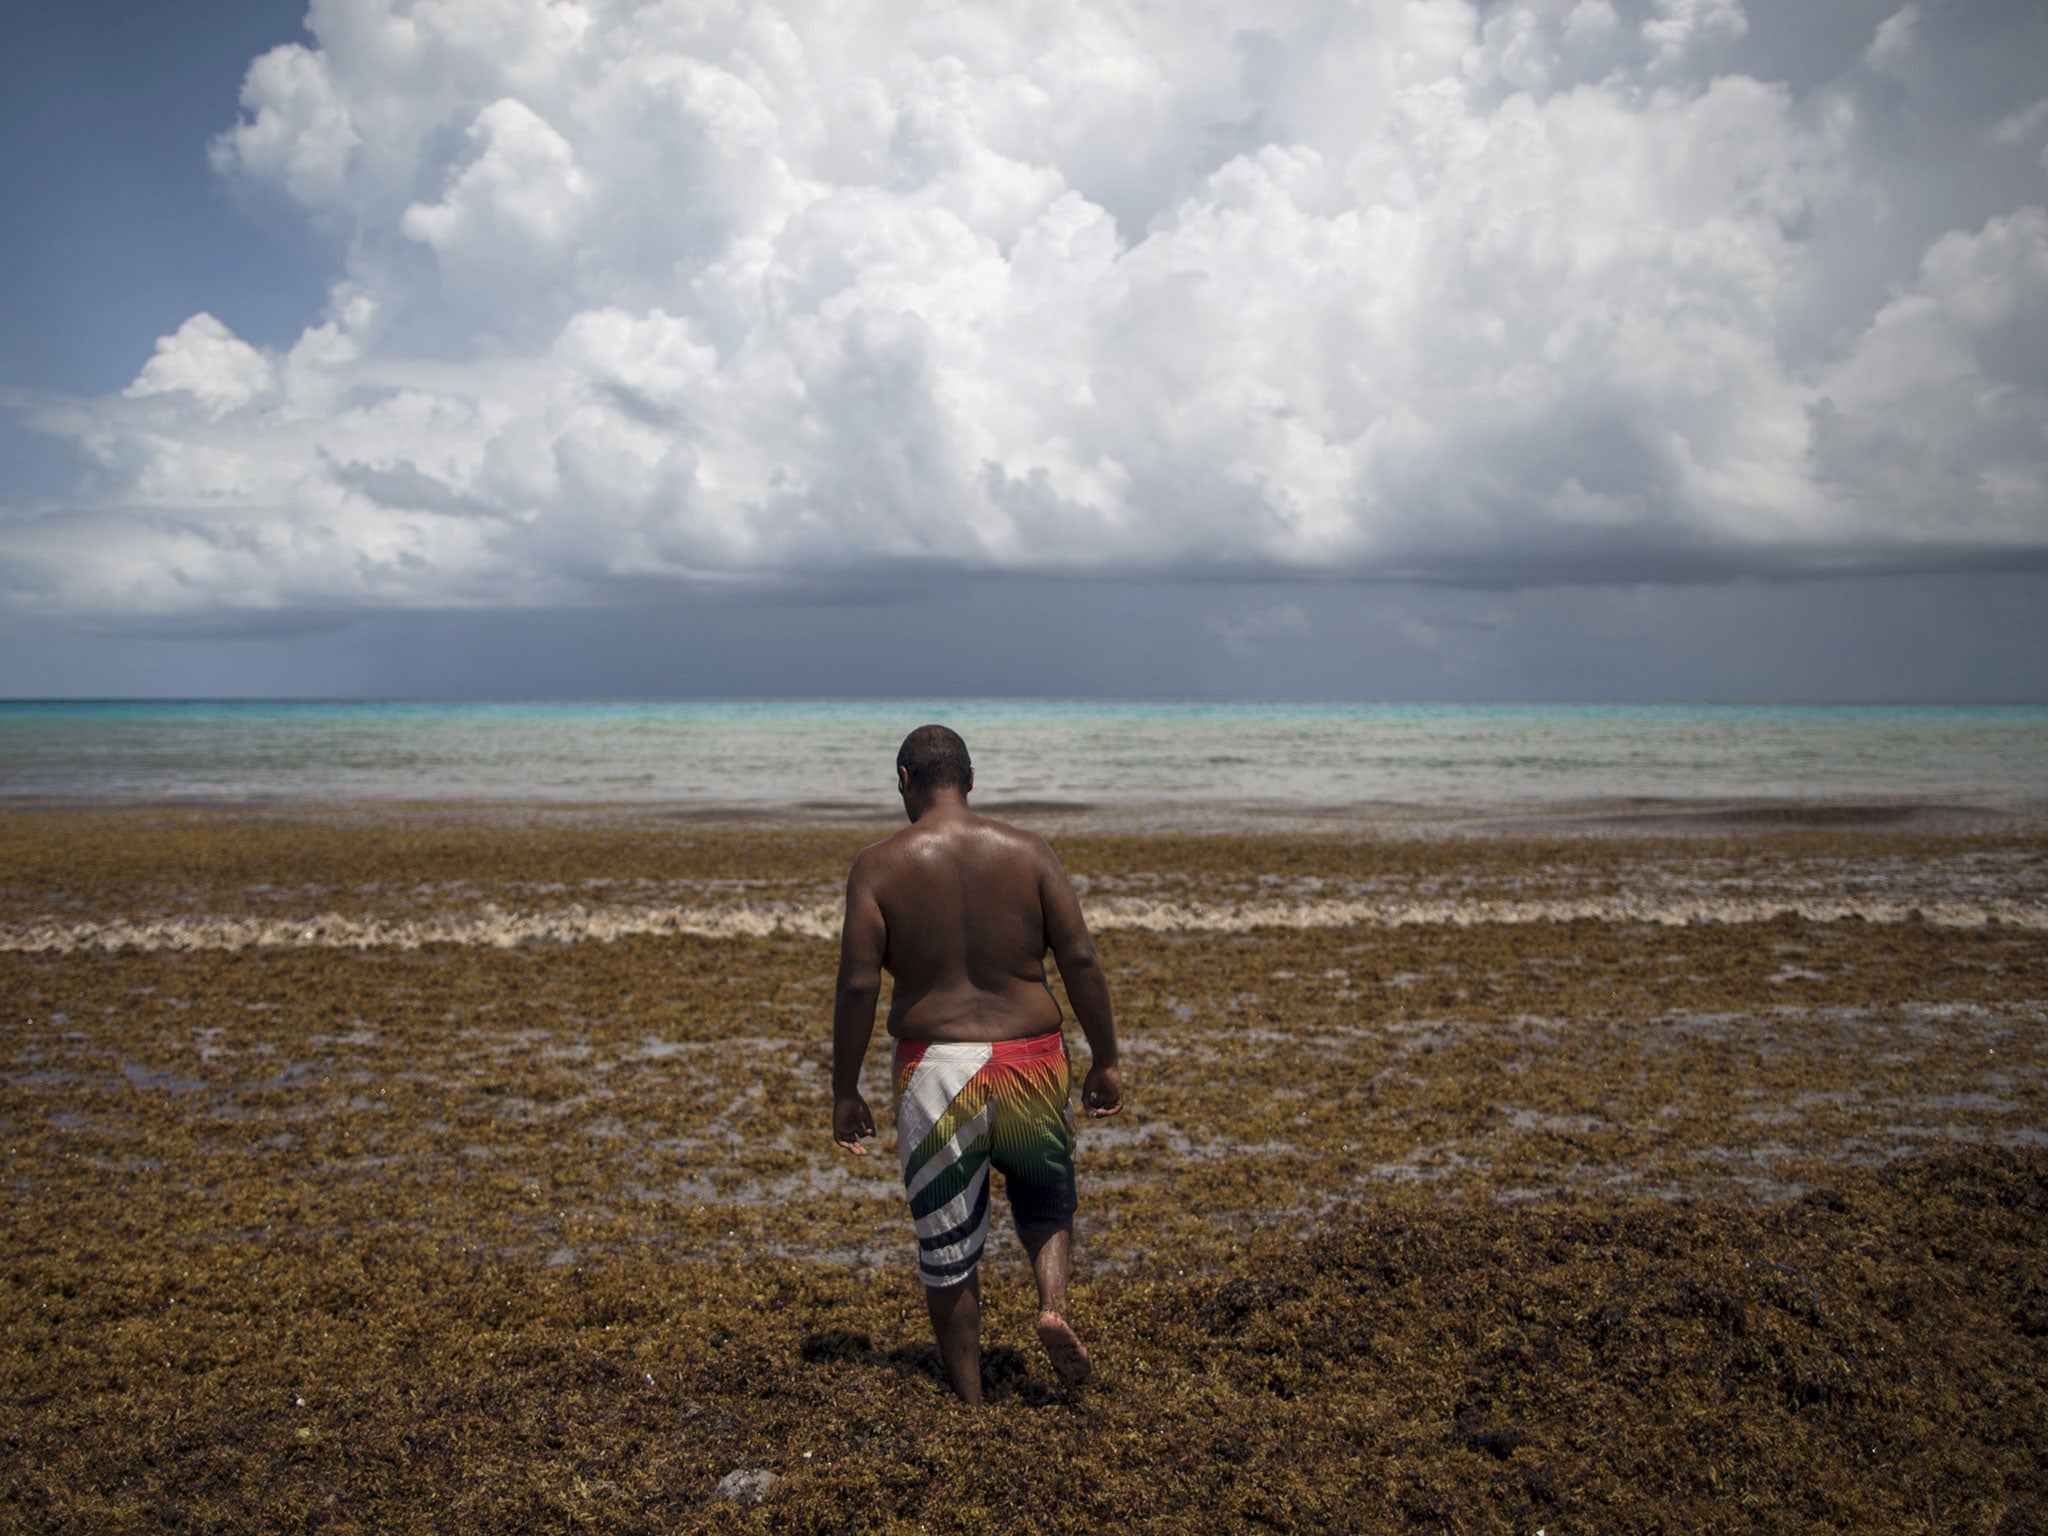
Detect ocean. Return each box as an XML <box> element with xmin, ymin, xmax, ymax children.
<box><xmin>2</xmin><ymin>700</ymin><xmax>2045</xmax><ymax>809</ymax></box>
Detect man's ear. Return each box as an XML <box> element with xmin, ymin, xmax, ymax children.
<box><xmin>965</xmin><ymin>767</ymin><xmax>974</xmax><ymax>794</ymax></box>
<box><xmin>897</xmin><ymin>764</ymin><xmax>911</xmax><ymax>793</ymax></box>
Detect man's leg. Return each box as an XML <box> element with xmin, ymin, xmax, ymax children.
<box><xmin>1019</xmin><ymin>1219</ymin><xmax>1091</xmax><ymax>1387</ymax></box>
<box><xmin>924</xmin><ymin>1271</ymin><xmax>983</xmax><ymax>1405</ymax></box>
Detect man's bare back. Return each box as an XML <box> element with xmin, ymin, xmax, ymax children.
<box><xmin>852</xmin><ymin>813</ymin><xmax>1070</xmax><ymax>1043</ymax></box>
<box><xmin>830</xmin><ymin>726</ymin><xmax>1121</xmax><ymax>1404</ymax></box>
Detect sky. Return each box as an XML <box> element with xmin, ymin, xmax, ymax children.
<box><xmin>2</xmin><ymin>0</ymin><xmax>2045</xmax><ymax>700</ymax></box>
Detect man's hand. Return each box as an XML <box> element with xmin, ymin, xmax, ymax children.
<box><xmin>1081</xmin><ymin>1061</ymin><xmax>1124</xmax><ymax>1118</ymax></box>
<box><xmin>833</xmin><ymin>1093</ymin><xmax>876</xmax><ymax>1155</ymax></box>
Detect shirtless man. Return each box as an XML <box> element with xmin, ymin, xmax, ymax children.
<box><xmin>831</xmin><ymin>725</ymin><xmax>1124</xmax><ymax>1405</ymax></box>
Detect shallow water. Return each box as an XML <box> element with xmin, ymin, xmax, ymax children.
<box><xmin>6</xmin><ymin>699</ymin><xmax>2047</xmax><ymax>806</ymax></box>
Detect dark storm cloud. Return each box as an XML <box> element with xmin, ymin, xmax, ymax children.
<box><xmin>8</xmin><ymin>571</ymin><xmax>2045</xmax><ymax>705</ymax></box>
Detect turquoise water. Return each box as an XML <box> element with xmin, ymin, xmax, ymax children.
<box><xmin>1</xmin><ymin>701</ymin><xmax>2044</xmax><ymax>807</ymax></box>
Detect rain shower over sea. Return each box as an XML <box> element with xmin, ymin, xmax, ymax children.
<box><xmin>3</xmin><ymin>701</ymin><xmax>2045</xmax><ymax>812</ymax></box>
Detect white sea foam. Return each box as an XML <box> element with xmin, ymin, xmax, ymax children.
<box><xmin>5</xmin><ymin>890</ymin><xmax>2041</xmax><ymax>954</ymax></box>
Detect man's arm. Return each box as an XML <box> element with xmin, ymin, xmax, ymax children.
<box><xmin>831</xmin><ymin>857</ymin><xmax>887</xmax><ymax>1154</ymax></box>
<box><xmin>1038</xmin><ymin>840</ymin><xmax>1123</xmax><ymax>1117</ymax></box>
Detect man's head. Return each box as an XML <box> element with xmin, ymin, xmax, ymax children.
<box><xmin>896</xmin><ymin>724</ymin><xmax>972</xmax><ymax>803</ymax></box>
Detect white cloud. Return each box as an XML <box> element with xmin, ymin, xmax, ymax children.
<box><xmin>7</xmin><ymin>0</ymin><xmax>2047</xmax><ymax>621</ymax></box>
<box><xmin>1991</xmin><ymin>98</ymin><xmax>2048</xmax><ymax>148</ymax></box>
<box><xmin>123</xmin><ymin>314</ymin><xmax>277</xmax><ymax>419</ymax></box>
<box><xmin>1640</xmin><ymin>0</ymin><xmax>1747</xmax><ymax>72</ymax></box>
<box><xmin>400</xmin><ymin>97</ymin><xmax>591</xmax><ymax>256</ymax></box>
<box><xmin>1865</xmin><ymin>5</ymin><xmax>1918</xmax><ymax>77</ymax></box>
<box><xmin>207</xmin><ymin>41</ymin><xmax>360</xmax><ymax>213</ymax></box>
<box><xmin>1809</xmin><ymin>206</ymin><xmax>2048</xmax><ymax>541</ymax></box>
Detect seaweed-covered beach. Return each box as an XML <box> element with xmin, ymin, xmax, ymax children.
<box><xmin>3</xmin><ymin>805</ymin><xmax>2045</xmax><ymax>1532</ymax></box>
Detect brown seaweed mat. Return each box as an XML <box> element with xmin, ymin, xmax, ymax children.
<box><xmin>1</xmin><ymin>1150</ymin><xmax>2042</xmax><ymax>1533</ymax></box>
<box><xmin>2</xmin><ymin>813</ymin><xmax>2045</xmax><ymax>1531</ymax></box>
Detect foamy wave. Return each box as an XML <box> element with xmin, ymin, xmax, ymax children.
<box><xmin>4</xmin><ymin>893</ymin><xmax>2043</xmax><ymax>953</ymax></box>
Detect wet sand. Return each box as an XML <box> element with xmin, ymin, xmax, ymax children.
<box><xmin>2</xmin><ymin>804</ymin><xmax>2044</xmax><ymax>1532</ymax></box>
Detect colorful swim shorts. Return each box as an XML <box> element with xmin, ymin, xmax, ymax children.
<box><xmin>892</xmin><ymin>1030</ymin><xmax>1078</xmax><ymax>1288</ymax></box>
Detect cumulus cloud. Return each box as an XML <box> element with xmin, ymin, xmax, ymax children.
<box><xmin>124</xmin><ymin>314</ymin><xmax>277</xmax><ymax>419</ymax></box>
<box><xmin>6</xmin><ymin>0</ymin><xmax>2047</xmax><ymax>620</ymax></box>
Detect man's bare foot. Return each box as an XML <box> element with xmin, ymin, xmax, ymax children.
<box><xmin>1036</xmin><ymin>1310</ymin><xmax>1092</xmax><ymax>1387</ymax></box>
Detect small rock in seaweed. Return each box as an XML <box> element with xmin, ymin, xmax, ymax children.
<box><xmin>714</xmin><ymin>1468</ymin><xmax>777</xmax><ymax>1506</ymax></box>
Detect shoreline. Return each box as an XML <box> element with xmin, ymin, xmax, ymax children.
<box><xmin>4</xmin><ymin>788</ymin><xmax>2045</xmax><ymax>837</ymax></box>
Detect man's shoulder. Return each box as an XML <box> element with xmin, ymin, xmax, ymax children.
<box><xmin>849</xmin><ymin>815</ymin><xmax>1051</xmax><ymax>877</ymax></box>
<box><xmin>967</xmin><ymin>814</ymin><xmax>1057</xmax><ymax>871</ymax></box>
<box><xmin>853</xmin><ymin>829</ymin><xmax>901</xmax><ymax>859</ymax></box>
<box><xmin>847</xmin><ymin>820</ymin><xmax>959</xmax><ymax>874</ymax></box>
<box><xmin>846</xmin><ymin>830</ymin><xmax>907</xmax><ymax>883</ymax></box>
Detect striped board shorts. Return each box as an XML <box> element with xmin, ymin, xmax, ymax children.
<box><xmin>892</xmin><ymin>1030</ymin><xmax>1079</xmax><ymax>1289</ymax></box>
